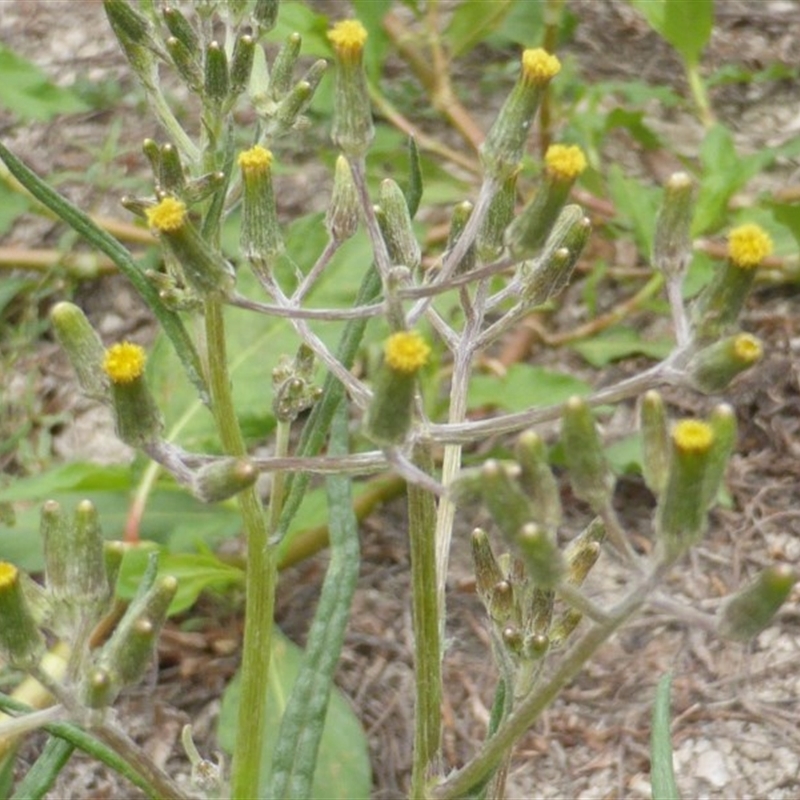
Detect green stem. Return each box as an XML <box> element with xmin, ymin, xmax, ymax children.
<box><xmin>429</xmin><ymin>568</ymin><xmax>665</xmax><ymax>799</ymax></box>
<box><xmin>686</xmin><ymin>64</ymin><xmax>714</xmax><ymax>129</ymax></box>
<box><xmin>203</xmin><ymin>301</ymin><xmax>275</xmax><ymax>800</ymax></box>
<box><xmin>409</xmin><ymin>442</ymin><xmax>443</xmax><ymax>798</ymax></box>
<box><xmin>267</xmin><ymin>420</ymin><xmax>291</xmax><ymax>536</ymax></box>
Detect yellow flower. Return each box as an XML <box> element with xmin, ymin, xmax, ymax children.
<box><xmin>672</xmin><ymin>419</ymin><xmax>714</xmax><ymax>454</ymax></box>
<box><xmin>521</xmin><ymin>48</ymin><xmax>561</xmax><ymax>85</ymax></box>
<box><xmin>328</xmin><ymin>19</ymin><xmax>368</xmax><ymax>60</ymax></box>
<box><xmin>238</xmin><ymin>145</ymin><xmax>273</xmax><ymax>175</ymax></box>
<box><xmin>733</xmin><ymin>333</ymin><xmax>762</xmax><ymax>364</ymax></box>
<box><xmin>103</xmin><ymin>342</ymin><xmax>146</xmax><ymax>384</ymax></box>
<box><xmin>545</xmin><ymin>144</ymin><xmax>587</xmax><ymax>182</ymax></box>
<box><xmin>0</xmin><ymin>562</ymin><xmax>17</xmax><ymax>589</ymax></box>
<box><xmin>145</xmin><ymin>196</ymin><xmax>186</xmax><ymax>233</ymax></box>
<box><xmin>384</xmin><ymin>331</ymin><xmax>430</xmax><ymax>374</ymax></box>
<box><xmin>728</xmin><ymin>224</ymin><xmax>773</xmax><ymax>269</ymax></box>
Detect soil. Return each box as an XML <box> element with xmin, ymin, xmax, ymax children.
<box><xmin>2</xmin><ymin>1</ymin><xmax>800</xmax><ymax>799</ymax></box>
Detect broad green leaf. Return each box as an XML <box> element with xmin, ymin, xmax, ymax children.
<box><xmin>0</xmin><ymin>462</ymin><xmax>133</xmax><ymax>503</ymax></box>
<box><xmin>651</xmin><ymin>673</ymin><xmax>681</xmax><ymax>800</ymax></box>
<box><xmin>570</xmin><ymin>327</ymin><xmax>672</xmax><ymax>368</ymax></box>
<box><xmin>607</xmin><ymin>165</ymin><xmax>660</xmax><ymax>255</ymax></box>
<box><xmin>218</xmin><ymin>629</ymin><xmax>372</xmax><ymax>800</ymax></box>
<box><xmin>769</xmin><ymin>200</ymin><xmax>800</xmax><ymax>250</ymax></box>
<box><xmin>273</xmin><ymin>3</ymin><xmax>331</xmax><ymax>58</ymax></box>
<box><xmin>629</xmin><ymin>0</ymin><xmax>713</xmax><ymax>67</ymax></box>
<box><xmin>468</xmin><ymin>364</ymin><xmax>590</xmax><ymax>413</ymax></box>
<box><xmin>489</xmin><ymin>0</ymin><xmax>544</xmax><ymax>49</ymax></box>
<box><xmin>0</xmin><ymin>45</ymin><xmax>88</xmax><ymax>121</ymax></box>
<box><xmin>444</xmin><ymin>0</ymin><xmax>514</xmax><ymax>58</ymax></box>
<box><xmin>605</xmin><ymin>433</ymin><xmax>642</xmax><ymax>476</ymax></box>
<box><xmin>350</xmin><ymin>0</ymin><xmax>392</xmax><ymax>81</ymax></box>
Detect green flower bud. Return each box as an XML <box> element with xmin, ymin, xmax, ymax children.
<box><xmin>204</xmin><ymin>41</ymin><xmax>229</xmax><ymax>105</ymax></box>
<box><xmin>326</xmin><ymin>155</ymin><xmax>360</xmax><ymax>242</ymax></box>
<box><xmin>238</xmin><ymin>145</ymin><xmax>283</xmax><ymax>273</ymax></box>
<box><xmin>652</xmin><ymin>172</ymin><xmax>695</xmax><ymax>279</ymax></box>
<box><xmin>520</xmin><ymin>205</ymin><xmax>591</xmax><ymax>304</ymax></box>
<box><xmin>193</xmin><ymin>458</ymin><xmax>258</xmax><ymax>503</ymax></box>
<box><xmin>230</xmin><ymin>34</ymin><xmax>256</xmax><ymax>98</ymax></box>
<box><xmin>270</xmin><ymin>32</ymin><xmax>302</xmax><ymax>101</ymax></box>
<box><xmin>166</xmin><ymin>35</ymin><xmax>202</xmax><ymax>91</ymax></box>
<box><xmin>103</xmin><ymin>0</ymin><xmax>151</xmax><ymax>47</ymax></box>
<box><xmin>328</xmin><ymin>20</ymin><xmax>374</xmax><ymax>157</ymax></box>
<box><xmin>480</xmin><ymin>48</ymin><xmax>561</xmax><ymax>181</ymax></box>
<box><xmin>377</xmin><ymin>179</ymin><xmax>421</xmax><ymax>270</ymax></box>
<box><xmin>444</xmin><ymin>201</ymin><xmax>476</xmax><ymax>275</ymax></box>
<box><xmin>700</xmin><ymin>403</ymin><xmax>737</xmax><ymax>511</ymax></box>
<box><xmin>524</xmin><ymin>632</ymin><xmax>549</xmax><ymax>660</ymax></box>
<box><xmin>687</xmin><ymin>333</ymin><xmax>763</xmax><ymax>394</ymax></box>
<box><xmin>254</xmin><ymin>0</ymin><xmax>280</xmax><ymax>33</ymax></box>
<box><xmin>516</xmin><ymin>523</ymin><xmax>564</xmax><ymax>589</ymax></box>
<box><xmin>514</xmin><ymin>430</ymin><xmax>561</xmax><ymax>529</ymax></box>
<box><xmin>501</xmin><ymin>625</ymin><xmax>524</xmax><ymax>657</ymax></box>
<box><xmin>71</xmin><ymin>500</ymin><xmax>110</xmax><ymax>607</ymax></box>
<box><xmin>656</xmin><ymin>419</ymin><xmax>715</xmax><ymax>560</ymax></box>
<box><xmin>270</xmin><ymin>61</ymin><xmax>327</xmax><ymax>134</ymax></box>
<box><xmin>272</xmin><ymin>345</ymin><xmax>321</xmax><ymax>422</ymax></box>
<box><xmin>364</xmin><ymin>331</ymin><xmax>430</xmax><ymax>445</ymax></box>
<box><xmin>0</xmin><ymin>562</ymin><xmax>45</xmax><ymax>669</ymax></box>
<box><xmin>563</xmin><ymin>517</ymin><xmax>605</xmax><ymax>586</ymax></box>
<box><xmin>159</xmin><ymin>143</ymin><xmax>186</xmax><ymax>195</ymax></box>
<box><xmin>183</xmin><ymin>170</ymin><xmax>226</xmax><ymax>205</ymax></box>
<box><xmin>549</xmin><ymin>608</ymin><xmax>582</xmax><ymax>649</ymax></box>
<box><xmin>142</xmin><ymin>137</ymin><xmax>161</xmax><ymax>176</ymax></box>
<box><xmin>50</xmin><ymin>302</ymin><xmax>108</xmax><ymax>401</ymax></box>
<box><xmin>83</xmin><ymin>666</ymin><xmax>117</xmax><ymax>709</ymax></box>
<box><xmin>639</xmin><ymin>390</ymin><xmax>670</xmax><ymax>497</ymax></box>
<box><xmin>561</xmin><ymin>396</ymin><xmax>612</xmax><ymax>514</ymax></box>
<box><xmin>470</xmin><ymin>528</ymin><xmax>504</xmax><ymax>606</ymax></box>
<box><xmin>691</xmin><ymin>224</ymin><xmax>773</xmax><ymax>342</ymax></box>
<box><xmin>162</xmin><ymin>6</ymin><xmax>198</xmax><ymax>53</ymax></box>
<box><xmin>145</xmin><ymin>197</ymin><xmax>235</xmax><ymax>296</ymax></box>
<box><xmin>104</xmin><ymin>541</ymin><xmax>127</xmax><ymax>599</ymax></box>
<box><xmin>478</xmin><ymin>460</ymin><xmax>534</xmax><ymax>543</ymax></box>
<box><xmin>717</xmin><ymin>565</ymin><xmax>796</xmax><ymax>642</ymax></box>
<box><xmin>527</xmin><ymin>587</ymin><xmax>554</xmax><ymax>636</ymax></box>
<box><xmin>477</xmin><ymin>170</ymin><xmax>518</xmax><ymax>262</ymax></box>
<box><xmin>102</xmin><ymin>343</ymin><xmax>164</xmax><ymax>448</ymax></box>
<box><xmin>506</xmin><ymin>146</ymin><xmax>587</xmax><ymax>260</ymax></box>
<box><xmin>488</xmin><ymin>580</ymin><xmax>516</xmax><ymax>626</ymax></box>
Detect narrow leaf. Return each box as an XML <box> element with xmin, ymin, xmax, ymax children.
<box><xmin>651</xmin><ymin>673</ymin><xmax>681</xmax><ymax>800</ymax></box>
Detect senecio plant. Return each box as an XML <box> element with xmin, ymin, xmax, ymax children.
<box><xmin>0</xmin><ymin>2</ymin><xmax>796</xmax><ymax>798</ymax></box>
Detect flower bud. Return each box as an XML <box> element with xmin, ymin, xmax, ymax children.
<box><xmin>506</xmin><ymin>145</ymin><xmax>587</xmax><ymax>260</ymax></box>
<box><xmin>561</xmin><ymin>396</ymin><xmax>612</xmax><ymax>514</ymax></box>
<box><xmin>159</xmin><ymin>143</ymin><xmax>186</xmax><ymax>195</ymax></box>
<box><xmin>326</xmin><ymin>155</ymin><xmax>360</xmax><ymax>242</ymax></box>
<box><xmin>377</xmin><ymin>179</ymin><xmax>421</xmax><ymax>270</ymax></box>
<box><xmin>478</xmin><ymin>460</ymin><xmax>534</xmax><ymax>543</ymax></box>
<box><xmin>238</xmin><ymin>145</ymin><xmax>283</xmax><ymax>273</ymax></box>
<box><xmin>272</xmin><ymin>345</ymin><xmax>321</xmax><ymax>422</ymax></box>
<box><xmin>162</xmin><ymin>6</ymin><xmax>198</xmax><ymax>53</ymax></box>
<box><xmin>364</xmin><ymin>331</ymin><xmax>430</xmax><ymax>445</ymax></box>
<box><xmin>104</xmin><ymin>541</ymin><xmax>127</xmax><ymax>598</ymax></box>
<box><xmin>145</xmin><ymin>197</ymin><xmax>235</xmax><ymax>296</ymax></box>
<box><xmin>527</xmin><ymin>586</ymin><xmax>554</xmax><ymax>636</ymax></box>
<box><xmin>103</xmin><ymin>342</ymin><xmax>164</xmax><ymax>447</ymax></box>
<box><xmin>563</xmin><ymin>517</ymin><xmax>605</xmax><ymax>586</ymax></box>
<box><xmin>488</xmin><ymin>580</ymin><xmax>516</xmax><ymax>626</ymax></box>
<box><xmin>691</xmin><ymin>223</ymin><xmax>773</xmax><ymax>342</ymax></box>
<box><xmin>183</xmin><ymin>170</ymin><xmax>227</xmax><ymax>205</ymax></box>
<box><xmin>0</xmin><ymin>562</ymin><xmax>45</xmax><ymax>669</ymax></box>
<box><xmin>230</xmin><ymin>34</ymin><xmax>256</xmax><ymax>98</ymax></box>
<box><xmin>514</xmin><ymin>430</ymin><xmax>561</xmax><ymax>529</ymax></box>
<box><xmin>523</xmin><ymin>632</ymin><xmax>549</xmax><ymax>660</ymax></box>
<box><xmin>476</xmin><ymin>170</ymin><xmax>518</xmax><ymax>262</ymax></box>
<box><xmin>656</xmin><ymin>419</ymin><xmax>715</xmax><ymax>560</ymax></box>
<box><xmin>254</xmin><ymin>0</ymin><xmax>280</xmax><ymax>33</ymax></box>
<box><xmin>638</xmin><ymin>390</ymin><xmax>670</xmax><ymax>497</ymax></box>
<box><xmin>270</xmin><ymin>32</ymin><xmax>303</xmax><ymax>101</ymax></box>
<box><xmin>516</xmin><ymin>522</ymin><xmax>564</xmax><ymax>589</ymax></box>
<box><xmin>520</xmin><ymin>205</ymin><xmax>591</xmax><ymax>305</ymax></box>
<box><xmin>328</xmin><ymin>19</ymin><xmax>374</xmax><ymax>157</ymax></box>
<box><xmin>686</xmin><ymin>333</ymin><xmax>763</xmax><ymax>394</ymax></box>
<box><xmin>142</xmin><ymin>137</ymin><xmax>161</xmax><ymax>177</ymax></box>
<box><xmin>204</xmin><ymin>41</ymin><xmax>229</xmax><ymax>106</ymax></box>
<box><xmin>549</xmin><ymin>608</ymin><xmax>582</xmax><ymax>649</ymax></box>
<box><xmin>470</xmin><ymin>528</ymin><xmax>504</xmax><ymax>606</ymax></box>
<box><xmin>652</xmin><ymin>172</ymin><xmax>695</xmax><ymax>279</ymax></box>
<box><xmin>444</xmin><ymin>201</ymin><xmax>475</xmax><ymax>275</ymax></box>
<box><xmin>700</xmin><ymin>403</ymin><xmax>737</xmax><ymax>512</ymax></box>
<box><xmin>501</xmin><ymin>625</ymin><xmax>524</xmax><ymax>657</ymax></box>
<box><xmin>480</xmin><ymin>48</ymin><xmax>561</xmax><ymax>181</ymax></box>
<box><xmin>103</xmin><ymin>0</ymin><xmax>151</xmax><ymax>47</ymax></box>
<box><xmin>193</xmin><ymin>458</ymin><xmax>258</xmax><ymax>503</ymax></box>
<box><xmin>717</xmin><ymin>565</ymin><xmax>796</xmax><ymax>642</ymax></box>
<box><xmin>50</xmin><ymin>302</ymin><xmax>108</xmax><ymax>401</ymax></box>
<box><xmin>166</xmin><ymin>35</ymin><xmax>202</xmax><ymax>91</ymax></box>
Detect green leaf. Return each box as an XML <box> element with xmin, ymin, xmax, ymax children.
<box><xmin>489</xmin><ymin>0</ymin><xmax>544</xmax><ymax>49</ymax></box>
<box><xmin>468</xmin><ymin>364</ymin><xmax>590</xmax><ymax>413</ymax></box>
<box><xmin>570</xmin><ymin>327</ymin><xmax>673</xmax><ymax>368</ymax></box>
<box><xmin>0</xmin><ymin>45</ymin><xmax>88</xmax><ymax>121</ymax></box>
<box><xmin>607</xmin><ymin>165</ymin><xmax>660</xmax><ymax>255</ymax></box>
<box><xmin>0</xmin><ymin>182</ymin><xmax>31</xmax><ymax>237</ymax></box>
<box><xmin>444</xmin><ymin>0</ymin><xmax>514</xmax><ymax>58</ymax></box>
<box><xmin>218</xmin><ymin>629</ymin><xmax>371</xmax><ymax>800</ymax></box>
<box><xmin>651</xmin><ymin>673</ymin><xmax>681</xmax><ymax>800</ymax></box>
<box><xmin>769</xmin><ymin>200</ymin><xmax>800</xmax><ymax>250</ymax></box>
<box><xmin>349</xmin><ymin>0</ymin><xmax>393</xmax><ymax>81</ymax></box>
<box><xmin>629</xmin><ymin>0</ymin><xmax>713</xmax><ymax>67</ymax></box>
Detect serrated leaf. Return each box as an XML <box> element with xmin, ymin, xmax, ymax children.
<box><xmin>218</xmin><ymin>629</ymin><xmax>371</xmax><ymax>800</ymax></box>
<box><xmin>468</xmin><ymin>364</ymin><xmax>590</xmax><ymax>413</ymax></box>
<box><xmin>570</xmin><ymin>327</ymin><xmax>672</xmax><ymax>368</ymax></box>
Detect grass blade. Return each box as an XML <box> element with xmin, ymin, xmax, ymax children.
<box><xmin>651</xmin><ymin>673</ymin><xmax>681</xmax><ymax>800</ymax></box>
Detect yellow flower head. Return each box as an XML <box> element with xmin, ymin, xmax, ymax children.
<box><xmin>384</xmin><ymin>331</ymin><xmax>430</xmax><ymax>374</ymax></box>
<box><xmin>145</xmin><ymin>196</ymin><xmax>186</xmax><ymax>233</ymax></box>
<box><xmin>733</xmin><ymin>333</ymin><xmax>763</xmax><ymax>364</ymax></box>
<box><xmin>545</xmin><ymin>144</ymin><xmax>587</xmax><ymax>182</ymax></box>
<box><xmin>103</xmin><ymin>342</ymin><xmax>146</xmax><ymax>384</ymax></box>
<box><xmin>0</xmin><ymin>562</ymin><xmax>17</xmax><ymax>589</ymax></box>
<box><xmin>728</xmin><ymin>224</ymin><xmax>773</xmax><ymax>269</ymax></box>
<box><xmin>672</xmin><ymin>419</ymin><xmax>714</xmax><ymax>454</ymax></box>
<box><xmin>521</xmin><ymin>48</ymin><xmax>561</xmax><ymax>86</ymax></box>
<box><xmin>238</xmin><ymin>145</ymin><xmax>273</xmax><ymax>175</ymax></box>
<box><xmin>328</xmin><ymin>19</ymin><xmax>368</xmax><ymax>61</ymax></box>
